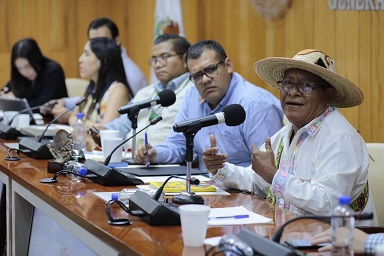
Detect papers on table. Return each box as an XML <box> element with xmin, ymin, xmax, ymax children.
<box><xmin>93</xmin><ymin>176</ymin><xmax>229</xmax><ymax>201</ymax></box>
<box><xmin>208</xmin><ymin>206</ymin><xmax>273</xmax><ymax>226</ymax></box>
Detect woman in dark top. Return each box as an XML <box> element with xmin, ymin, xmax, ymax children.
<box><xmin>2</xmin><ymin>38</ymin><xmax>68</xmax><ymax>109</ymax></box>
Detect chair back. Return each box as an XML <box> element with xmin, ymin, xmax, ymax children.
<box><xmin>366</xmin><ymin>143</ymin><xmax>384</xmax><ymax>226</ymax></box>
<box><xmin>65</xmin><ymin>78</ymin><xmax>89</xmax><ymax>98</ymax></box>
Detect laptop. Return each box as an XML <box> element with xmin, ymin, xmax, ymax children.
<box><xmin>0</xmin><ymin>98</ymin><xmax>36</xmax><ymax>125</ymax></box>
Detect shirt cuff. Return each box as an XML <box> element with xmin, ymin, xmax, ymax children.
<box><xmin>210</xmin><ymin>166</ymin><xmax>229</xmax><ymax>183</ymax></box>
<box><xmin>365</xmin><ymin>233</ymin><xmax>384</xmax><ymax>255</ymax></box>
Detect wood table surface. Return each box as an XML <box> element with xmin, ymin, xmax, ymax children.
<box><xmin>0</xmin><ymin>139</ymin><xmax>331</xmax><ymax>255</ymax></box>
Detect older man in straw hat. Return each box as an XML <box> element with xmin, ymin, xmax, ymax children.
<box><xmin>203</xmin><ymin>49</ymin><xmax>377</xmax><ymax>226</ymax></box>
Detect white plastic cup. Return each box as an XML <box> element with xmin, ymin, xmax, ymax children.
<box><xmin>102</xmin><ymin>137</ymin><xmax>123</xmax><ymax>162</ymax></box>
<box><xmin>17</xmin><ymin>114</ymin><xmax>30</xmax><ymax>130</ymax></box>
<box><xmin>99</xmin><ymin>130</ymin><xmax>119</xmax><ymax>150</ymax></box>
<box><xmin>179</xmin><ymin>204</ymin><xmax>211</xmax><ymax>247</ymax></box>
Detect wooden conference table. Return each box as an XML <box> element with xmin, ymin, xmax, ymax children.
<box><xmin>0</xmin><ymin>139</ymin><xmax>330</xmax><ymax>256</ymax></box>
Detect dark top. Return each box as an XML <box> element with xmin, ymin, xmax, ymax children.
<box><xmin>5</xmin><ymin>58</ymin><xmax>68</xmax><ymax>109</ymax></box>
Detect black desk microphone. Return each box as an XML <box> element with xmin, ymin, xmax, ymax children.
<box><xmin>82</xmin><ymin>116</ymin><xmax>163</xmax><ymax>186</ymax></box>
<box><xmin>18</xmin><ymin>97</ymin><xmax>86</xmax><ymax>159</ymax></box>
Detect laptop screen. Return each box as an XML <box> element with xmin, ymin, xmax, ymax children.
<box><xmin>0</xmin><ymin>98</ymin><xmax>36</xmax><ymax>125</ymax></box>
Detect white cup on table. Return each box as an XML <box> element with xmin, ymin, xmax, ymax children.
<box><xmin>179</xmin><ymin>204</ymin><xmax>211</xmax><ymax>247</ymax></box>
<box><xmin>99</xmin><ymin>129</ymin><xmax>119</xmax><ymax>150</ymax></box>
<box><xmin>102</xmin><ymin>137</ymin><xmax>124</xmax><ymax>163</ymax></box>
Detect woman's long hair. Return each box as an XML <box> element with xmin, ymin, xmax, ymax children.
<box><xmin>80</xmin><ymin>37</ymin><xmax>130</xmax><ymax>115</ymax></box>
<box><xmin>10</xmin><ymin>38</ymin><xmax>46</xmax><ymax>98</ymax></box>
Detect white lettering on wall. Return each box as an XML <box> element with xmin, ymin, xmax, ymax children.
<box><xmin>329</xmin><ymin>0</ymin><xmax>384</xmax><ymax>10</ymax></box>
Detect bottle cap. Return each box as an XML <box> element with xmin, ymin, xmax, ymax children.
<box><xmin>111</xmin><ymin>192</ymin><xmax>119</xmax><ymax>201</ymax></box>
<box><xmin>78</xmin><ymin>167</ymin><xmax>87</xmax><ymax>176</ymax></box>
<box><xmin>338</xmin><ymin>196</ymin><xmax>351</xmax><ymax>205</ymax></box>
<box><xmin>77</xmin><ymin>112</ymin><xmax>85</xmax><ymax>119</ymax></box>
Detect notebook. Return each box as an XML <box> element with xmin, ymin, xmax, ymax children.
<box><xmin>149</xmin><ymin>181</ymin><xmax>216</xmax><ymax>193</ymax></box>
<box><xmin>0</xmin><ymin>98</ymin><xmax>36</xmax><ymax>125</ymax></box>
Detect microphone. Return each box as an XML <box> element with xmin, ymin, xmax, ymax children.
<box><xmin>272</xmin><ymin>212</ymin><xmax>374</xmax><ymax>243</ymax></box>
<box><xmin>82</xmin><ymin>116</ymin><xmax>162</xmax><ymax>186</ymax></box>
<box><xmin>152</xmin><ymin>175</ymin><xmax>200</xmax><ymax>201</ymax></box>
<box><xmin>0</xmin><ymin>101</ymin><xmax>58</xmax><ymax>140</ymax></box>
<box><xmin>118</xmin><ymin>89</ymin><xmax>176</xmax><ymax>114</ymax></box>
<box><xmin>128</xmin><ymin>174</ymin><xmax>200</xmax><ymax>225</ymax></box>
<box><xmin>103</xmin><ymin>116</ymin><xmax>163</xmax><ymax>166</ymax></box>
<box><xmin>18</xmin><ymin>97</ymin><xmax>86</xmax><ymax>159</ymax></box>
<box><xmin>173</xmin><ymin>104</ymin><xmax>246</xmax><ymax>133</ymax></box>
<box><xmin>38</xmin><ymin>97</ymin><xmax>86</xmax><ymax>143</ymax></box>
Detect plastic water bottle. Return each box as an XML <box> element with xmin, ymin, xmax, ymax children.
<box><xmin>64</xmin><ymin>160</ymin><xmax>87</xmax><ymax>176</ymax></box>
<box><xmin>331</xmin><ymin>196</ymin><xmax>355</xmax><ymax>256</ymax></box>
<box><xmin>111</xmin><ymin>188</ymin><xmax>135</xmax><ymax>205</ymax></box>
<box><xmin>72</xmin><ymin>112</ymin><xmax>86</xmax><ymax>151</ymax></box>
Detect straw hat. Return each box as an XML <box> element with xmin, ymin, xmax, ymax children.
<box><xmin>254</xmin><ymin>49</ymin><xmax>364</xmax><ymax>108</ymax></box>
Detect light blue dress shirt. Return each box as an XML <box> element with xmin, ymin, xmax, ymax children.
<box><xmin>154</xmin><ymin>72</ymin><xmax>284</xmax><ymax>170</ymax></box>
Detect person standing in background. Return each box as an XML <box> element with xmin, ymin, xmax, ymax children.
<box><xmin>43</xmin><ymin>17</ymin><xmax>146</xmax><ymax>123</ymax></box>
<box><xmin>1</xmin><ymin>38</ymin><xmax>68</xmax><ymax>110</ymax></box>
<box><xmin>87</xmin><ymin>17</ymin><xmax>147</xmax><ymax>96</ymax></box>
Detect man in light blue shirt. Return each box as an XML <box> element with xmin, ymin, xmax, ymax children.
<box><xmin>134</xmin><ymin>40</ymin><xmax>283</xmax><ymax>169</ymax></box>
<box><xmin>93</xmin><ymin>34</ymin><xmax>191</xmax><ymax>148</ymax></box>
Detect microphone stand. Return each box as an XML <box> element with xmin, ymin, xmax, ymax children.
<box><xmin>127</xmin><ymin>106</ymin><xmax>140</xmax><ymax>155</ymax></box>
<box><xmin>171</xmin><ymin>122</ymin><xmax>205</xmax><ymax>205</ymax></box>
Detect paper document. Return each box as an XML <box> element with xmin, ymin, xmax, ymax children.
<box><xmin>208</xmin><ymin>206</ymin><xmax>273</xmax><ymax>226</ymax></box>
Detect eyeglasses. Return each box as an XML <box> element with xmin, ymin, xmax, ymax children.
<box><xmin>277</xmin><ymin>80</ymin><xmax>322</xmax><ymax>94</ymax></box>
<box><xmin>189</xmin><ymin>60</ymin><xmax>225</xmax><ymax>84</ymax></box>
<box><xmin>148</xmin><ymin>53</ymin><xmax>183</xmax><ymax>66</ymax></box>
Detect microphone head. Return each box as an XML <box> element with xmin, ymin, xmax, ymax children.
<box><xmin>223</xmin><ymin>104</ymin><xmax>246</xmax><ymax>126</ymax></box>
<box><xmin>158</xmin><ymin>89</ymin><xmax>176</xmax><ymax>107</ymax></box>
<box><xmin>189</xmin><ymin>177</ymin><xmax>200</xmax><ymax>185</ymax></box>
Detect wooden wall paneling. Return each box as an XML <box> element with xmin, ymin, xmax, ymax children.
<box><xmin>244</xmin><ymin>4</ymin><xmax>270</xmax><ymax>92</ymax></box>
<box><xmin>126</xmin><ymin>0</ymin><xmax>156</xmax><ymax>80</ymax></box>
<box><xmin>334</xmin><ymin>10</ymin><xmax>360</xmax><ymax>130</ymax></box>
<box><xmin>181</xmin><ymin>0</ymin><xmax>202</xmax><ymax>45</ymax></box>
<box><xmin>371</xmin><ymin>12</ymin><xmax>384</xmax><ymax>142</ymax></box>
<box><xmin>313</xmin><ymin>1</ymin><xmax>336</xmax><ymax>56</ymax></box>
<box><xmin>357</xmin><ymin>11</ymin><xmax>373</xmax><ymax>141</ymax></box>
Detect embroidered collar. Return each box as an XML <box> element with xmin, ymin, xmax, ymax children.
<box><xmin>300</xmin><ymin>106</ymin><xmax>335</xmax><ymax>137</ymax></box>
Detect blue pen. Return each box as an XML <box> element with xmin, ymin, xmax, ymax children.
<box><xmin>144</xmin><ymin>132</ymin><xmax>150</xmax><ymax>168</ymax></box>
<box><xmin>208</xmin><ymin>214</ymin><xmax>249</xmax><ymax>220</ymax></box>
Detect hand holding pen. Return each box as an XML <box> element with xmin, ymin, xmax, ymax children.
<box><xmin>133</xmin><ymin>138</ymin><xmax>157</xmax><ymax>165</ymax></box>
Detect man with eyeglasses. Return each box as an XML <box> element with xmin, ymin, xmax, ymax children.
<box><xmin>93</xmin><ymin>34</ymin><xmax>192</xmax><ymax>148</ymax></box>
<box><xmin>134</xmin><ymin>40</ymin><xmax>283</xmax><ymax>170</ymax></box>
<box><xmin>202</xmin><ymin>49</ymin><xmax>376</xmax><ymax>226</ymax></box>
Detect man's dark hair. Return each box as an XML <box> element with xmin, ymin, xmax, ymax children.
<box><xmin>154</xmin><ymin>34</ymin><xmax>190</xmax><ymax>55</ymax></box>
<box><xmin>87</xmin><ymin>17</ymin><xmax>119</xmax><ymax>39</ymax></box>
<box><xmin>186</xmin><ymin>40</ymin><xmax>227</xmax><ymax>62</ymax></box>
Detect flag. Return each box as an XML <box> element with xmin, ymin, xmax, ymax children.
<box><xmin>150</xmin><ymin>0</ymin><xmax>184</xmax><ymax>83</ymax></box>
<box><xmin>154</xmin><ymin>0</ymin><xmax>184</xmax><ymax>38</ymax></box>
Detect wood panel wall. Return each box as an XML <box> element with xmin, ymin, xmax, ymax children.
<box><xmin>0</xmin><ymin>0</ymin><xmax>383</xmax><ymax>142</ymax></box>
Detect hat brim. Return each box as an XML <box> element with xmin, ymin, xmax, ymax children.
<box><xmin>254</xmin><ymin>57</ymin><xmax>364</xmax><ymax>108</ymax></box>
